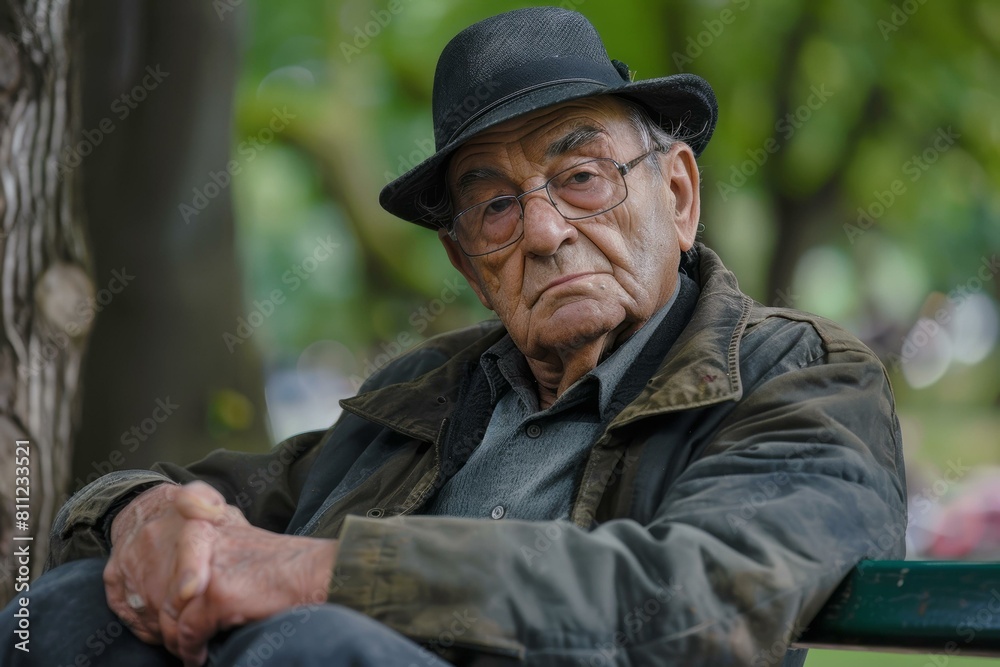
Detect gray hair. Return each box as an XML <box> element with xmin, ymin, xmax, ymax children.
<box><xmin>624</xmin><ymin>100</ymin><xmax>679</xmax><ymax>165</ymax></box>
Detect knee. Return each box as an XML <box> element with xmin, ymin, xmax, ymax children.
<box><xmin>220</xmin><ymin>604</ymin><xmax>438</xmax><ymax>666</ymax></box>
<box><xmin>11</xmin><ymin>558</ymin><xmax>108</xmax><ymax>615</ymax></box>
<box><xmin>2</xmin><ymin>558</ymin><xmax>127</xmax><ymax>665</ymax></box>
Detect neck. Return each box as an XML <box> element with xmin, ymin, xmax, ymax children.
<box><xmin>525</xmin><ymin>320</ymin><xmax>638</xmax><ymax>409</ymax></box>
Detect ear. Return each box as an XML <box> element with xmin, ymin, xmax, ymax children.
<box><xmin>438</xmin><ymin>228</ymin><xmax>494</xmax><ymax>310</ymax></box>
<box><xmin>664</xmin><ymin>143</ymin><xmax>701</xmax><ymax>251</ymax></box>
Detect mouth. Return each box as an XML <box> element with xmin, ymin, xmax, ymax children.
<box><xmin>529</xmin><ymin>272</ymin><xmax>606</xmax><ymax>305</ymax></box>
<box><xmin>544</xmin><ymin>273</ymin><xmax>595</xmax><ymax>292</ymax></box>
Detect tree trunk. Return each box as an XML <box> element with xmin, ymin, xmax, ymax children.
<box><xmin>70</xmin><ymin>0</ymin><xmax>270</xmax><ymax>490</ymax></box>
<box><xmin>0</xmin><ymin>0</ymin><xmax>89</xmax><ymax>604</ymax></box>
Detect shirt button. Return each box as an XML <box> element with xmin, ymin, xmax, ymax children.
<box><xmin>526</xmin><ymin>424</ymin><xmax>542</xmax><ymax>438</ymax></box>
<box><xmin>490</xmin><ymin>505</ymin><xmax>505</xmax><ymax>520</ymax></box>
<box><xmin>366</xmin><ymin>508</ymin><xmax>385</xmax><ymax>518</ymax></box>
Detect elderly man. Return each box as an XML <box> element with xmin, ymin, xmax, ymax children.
<box><xmin>3</xmin><ymin>7</ymin><xmax>906</xmax><ymax>667</ymax></box>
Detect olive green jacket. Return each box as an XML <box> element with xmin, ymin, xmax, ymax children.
<box><xmin>48</xmin><ymin>245</ymin><xmax>907</xmax><ymax>666</ymax></box>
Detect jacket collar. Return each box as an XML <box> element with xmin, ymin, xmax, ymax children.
<box><xmin>340</xmin><ymin>243</ymin><xmax>752</xmax><ymax>441</ymax></box>
<box><xmin>339</xmin><ymin>325</ymin><xmax>506</xmax><ymax>443</ymax></box>
<box><xmin>609</xmin><ymin>244</ymin><xmax>751</xmax><ymax>428</ymax></box>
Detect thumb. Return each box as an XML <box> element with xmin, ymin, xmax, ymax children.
<box><xmin>174</xmin><ymin>481</ymin><xmax>228</xmax><ymax>522</ymax></box>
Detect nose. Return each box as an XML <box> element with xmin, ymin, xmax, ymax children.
<box><xmin>519</xmin><ymin>191</ymin><xmax>577</xmax><ymax>258</ymax></box>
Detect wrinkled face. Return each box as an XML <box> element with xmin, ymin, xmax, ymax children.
<box><xmin>439</xmin><ymin>97</ymin><xmax>700</xmax><ymax>359</ymax></box>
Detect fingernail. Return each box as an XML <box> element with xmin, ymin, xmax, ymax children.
<box><xmin>192</xmin><ymin>495</ymin><xmax>220</xmax><ymax>510</ymax></box>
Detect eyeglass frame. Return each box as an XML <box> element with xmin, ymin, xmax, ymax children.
<box><xmin>445</xmin><ymin>148</ymin><xmax>666</xmax><ymax>257</ymax></box>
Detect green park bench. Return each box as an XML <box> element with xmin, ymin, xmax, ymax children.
<box><xmin>794</xmin><ymin>561</ymin><xmax>1000</xmax><ymax>657</ymax></box>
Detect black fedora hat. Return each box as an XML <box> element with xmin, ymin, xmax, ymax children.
<box><xmin>379</xmin><ymin>6</ymin><xmax>718</xmax><ymax>229</ymax></box>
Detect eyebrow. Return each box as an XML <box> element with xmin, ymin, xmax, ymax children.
<box><xmin>453</xmin><ymin>125</ymin><xmax>607</xmax><ymax>201</ymax></box>
<box><xmin>545</xmin><ymin>125</ymin><xmax>605</xmax><ymax>159</ymax></box>
<box><xmin>456</xmin><ymin>167</ymin><xmax>507</xmax><ymax>201</ymax></box>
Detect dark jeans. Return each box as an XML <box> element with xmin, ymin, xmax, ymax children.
<box><xmin>2</xmin><ymin>558</ymin><xmax>453</xmax><ymax>667</ymax></box>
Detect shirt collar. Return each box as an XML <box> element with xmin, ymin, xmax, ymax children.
<box><xmin>479</xmin><ymin>275</ymin><xmax>682</xmax><ymax>419</ymax></box>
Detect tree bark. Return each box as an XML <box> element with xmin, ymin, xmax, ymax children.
<box><xmin>0</xmin><ymin>0</ymin><xmax>89</xmax><ymax>604</ymax></box>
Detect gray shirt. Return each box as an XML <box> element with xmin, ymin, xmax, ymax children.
<box><xmin>424</xmin><ymin>279</ymin><xmax>681</xmax><ymax>521</ymax></box>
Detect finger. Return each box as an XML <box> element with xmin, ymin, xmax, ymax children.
<box><xmin>104</xmin><ymin>560</ymin><xmax>160</xmax><ymax>643</ymax></box>
<box><xmin>163</xmin><ymin>521</ymin><xmax>215</xmax><ymax>622</ymax></box>
<box><xmin>113</xmin><ymin>537</ymin><xmax>166</xmax><ymax>638</ymax></box>
<box><xmin>123</xmin><ymin>577</ymin><xmax>164</xmax><ymax>639</ymax></box>
<box><xmin>103</xmin><ymin>557</ymin><xmax>124</xmax><ymax>605</ymax></box>
<box><xmin>159</xmin><ymin>599</ymin><xmax>183</xmax><ymax>659</ymax></box>
<box><xmin>174</xmin><ymin>482</ymin><xmax>228</xmax><ymax>523</ymax></box>
<box><xmin>173</xmin><ymin>596</ymin><xmax>221</xmax><ymax>667</ymax></box>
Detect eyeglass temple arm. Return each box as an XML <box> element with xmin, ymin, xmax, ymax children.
<box><xmin>619</xmin><ymin>147</ymin><xmax>669</xmax><ymax>176</ymax></box>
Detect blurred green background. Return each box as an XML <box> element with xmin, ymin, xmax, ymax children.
<box><xmin>72</xmin><ymin>1</ymin><xmax>1000</xmax><ymax>664</ymax></box>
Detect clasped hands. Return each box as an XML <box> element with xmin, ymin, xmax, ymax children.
<box><xmin>103</xmin><ymin>481</ymin><xmax>338</xmax><ymax>666</ymax></box>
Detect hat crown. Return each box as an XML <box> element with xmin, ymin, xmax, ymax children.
<box><xmin>431</xmin><ymin>7</ymin><xmax>622</xmax><ymax>148</ymax></box>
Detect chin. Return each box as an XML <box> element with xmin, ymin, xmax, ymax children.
<box><xmin>532</xmin><ymin>299</ymin><xmax>624</xmax><ymax>352</ymax></box>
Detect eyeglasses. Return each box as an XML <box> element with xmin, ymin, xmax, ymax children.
<box><xmin>447</xmin><ymin>150</ymin><xmax>663</xmax><ymax>257</ymax></box>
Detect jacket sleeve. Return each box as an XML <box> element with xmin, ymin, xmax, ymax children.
<box><xmin>326</xmin><ymin>341</ymin><xmax>907</xmax><ymax>665</ymax></box>
<box><xmin>44</xmin><ymin>334</ymin><xmax>468</xmax><ymax>571</ymax></box>
<box><xmin>46</xmin><ymin>430</ymin><xmax>325</xmax><ymax>569</ymax></box>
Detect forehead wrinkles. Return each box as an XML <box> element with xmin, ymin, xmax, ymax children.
<box><xmin>449</xmin><ymin>102</ymin><xmax>629</xmax><ymax>185</ymax></box>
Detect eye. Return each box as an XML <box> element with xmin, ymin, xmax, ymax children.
<box><xmin>484</xmin><ymin>198</ymin><xmax>516</xmax><ymax>217</ymax></box>
<box><xmin>558</xmin><ymin>164</ymin><xmax>601</xmax><ymax>189</ymax></box>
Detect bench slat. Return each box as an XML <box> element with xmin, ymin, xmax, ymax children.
<box><xmin>794</xmin><ymin>560</ymin><xmax>1000</xmax><ymax>655</ymax></box>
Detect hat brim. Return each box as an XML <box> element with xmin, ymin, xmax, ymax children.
<box><xmin>379</xmin><ymin>73</ymin><xmax>717</xmax><ymax>229</ymax></box>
